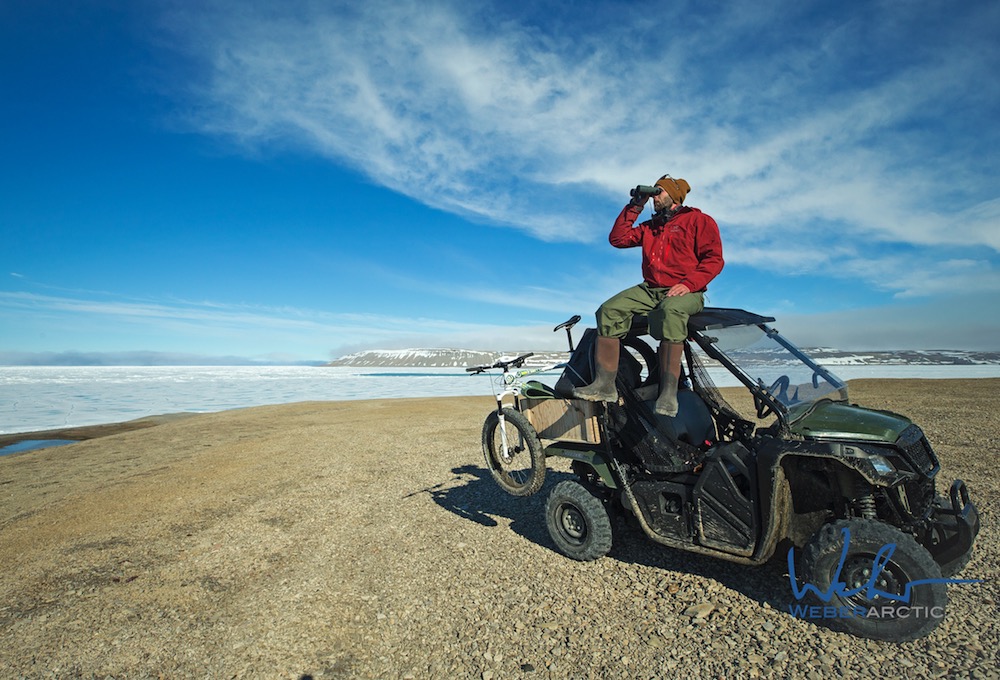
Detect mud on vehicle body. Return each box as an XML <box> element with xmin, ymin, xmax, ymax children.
<box><xmin>473</xmin><ymin>308</ymin><xmax>980</xmax><ymax>642</ymax></box>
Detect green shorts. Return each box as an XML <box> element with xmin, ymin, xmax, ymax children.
<box><xmin>595</xmin><ymin>283</ymin><xmax>704</xmax><ymax>342</ymax></box>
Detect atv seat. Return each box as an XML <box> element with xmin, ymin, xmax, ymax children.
<box><xmin>649</xmin><ymin>389</ymin><xmax>717</xmax><ymax>447</ymax></box>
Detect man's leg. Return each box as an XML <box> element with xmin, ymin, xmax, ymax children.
<box><xmin>573</xmin><ymin>284</ymin><xmax>658</xmax><ymax>403</ymax></box>
<box><xmin>651</xmin><ymin>293</ymin><xmax>704</xmax><ymax>416</ymax></box>
<box><xmin>572</xmin><ymin>335</ymin><xmax>620</xmax><ymax>402</ymax></box>
<box><xmin>655</xmin><ymin>341</ymin><xmax>685</xmax><ymax>416</ymax></box>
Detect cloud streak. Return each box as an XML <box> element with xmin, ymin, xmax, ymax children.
<box><xmin>0</xmin><ymin>290</ymin><xmax>578</xmax><ymax>360</ymax></box>
<box><xmin>155</xmin><ymin>0</ymin><xmax>999</xmax><ymax>300</ymax></box>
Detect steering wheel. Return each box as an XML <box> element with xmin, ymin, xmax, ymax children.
<box><xmin>768</xmin><ymin>375</ymin><xmax>791</xmax><ymax>403</ymax></box>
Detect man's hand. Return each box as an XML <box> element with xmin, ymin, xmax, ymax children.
<box><xmin>667</xmin><ymin>284</ymin><xmax>691</xmax><ymax>297</ymax></box>
<box><xmin>629</xmin><ymin>184</ymin><xmax>661</xmax><ymax>208</ymax></box>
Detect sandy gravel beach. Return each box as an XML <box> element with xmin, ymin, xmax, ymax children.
<box><xmin>1</xmin><ymin>380</ymin><xmax>997</xmax><ymax>678</ymax></box>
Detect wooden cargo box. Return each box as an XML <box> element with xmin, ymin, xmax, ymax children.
<box><xmin>520</xmin><ymin>397</ymin><xmax>601</xmax><ymax>444</ymax></box>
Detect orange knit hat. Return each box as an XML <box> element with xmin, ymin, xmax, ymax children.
<box><xmin>654</xmin><ymin>175</ymin><xmax>691</xmax><ymax>204</ymax></box>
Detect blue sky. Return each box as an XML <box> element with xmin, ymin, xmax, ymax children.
<box><xmin>2</xmin><ymin>0</ymin><xmax>998</xmax><ymax>364</ymax></box>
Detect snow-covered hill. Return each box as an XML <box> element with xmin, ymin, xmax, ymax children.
<box><xmin>327</xmin><ymin>348</ymin><xmax>570</xmax><ymax>368</ymax></box>
<box><xmin>328</xmin><ymin>347</ymin><xmax>1000</xmax><ymax>368</ymax></box>
<box><xmin>807</xmin><ymin>349</ymin><xmax>1000</xmax><ymax>365</ymax></box>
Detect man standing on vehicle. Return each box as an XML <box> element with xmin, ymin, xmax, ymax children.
<box><xmin>573</xmin><ymin>175</ymin><xmax>724</xmax><ymax>416</ymax></box>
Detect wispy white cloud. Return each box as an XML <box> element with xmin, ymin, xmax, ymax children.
<box><xmin>155</xmin><ymin>0</ymin><xmax>999</xmax><ymax>304</ymax></box>
<box><xmin>724</xmin><ymin>241</ymin><xmax>1000</xmax><ymax>298</ymax></box>
<box><xmin>0</xmin><ymin>290</ymin><xmax>576</xmax><ymax>358</ymax></box>
<box><xmin>3</xmin><ymin>269</ymin><xmax>995</xmax><ymax>356</ymax></box>
<box><xmin>778</xmin><ymin>291</ymin><xmax>1000</xmax><ymax>351</ymax></box>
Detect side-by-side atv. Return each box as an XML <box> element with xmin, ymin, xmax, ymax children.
<box><xmin>469</xmin><ymin>308</ymin><xmax>980</xmax><ymax>642</ymax></box>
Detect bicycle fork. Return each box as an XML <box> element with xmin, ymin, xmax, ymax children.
<box><xmin>495</xmin><ymin>396</ymin><xmax>518</xmax><ymax>462</ymax></box>
<box><xmin>495</xmin><ymin>399</ymin><xmax>511</xmax><ymax>461</ymax></box>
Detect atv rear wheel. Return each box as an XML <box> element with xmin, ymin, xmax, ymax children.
<box><xmin>798</xmin><ymin>519</ymin><xmax>947</xmax><ymax>642</ymax></box>
<box><xmin>545</xmin><ymin>480</ymin><xmax>612</xmax><ymax>561</ymax></box>
<box><xmin>481</xmin><ymin>407</ymin><xmax>545</xmax><ymax>496</ymax></box>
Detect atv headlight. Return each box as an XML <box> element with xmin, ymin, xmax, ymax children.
<box><xmin>859</xmin><ymin>454</ymin><xmax>903</xmax><ymax>484</ymax></box>
<box><xmin>842</xmin><ymin>445</ymin><xmax>905</xmax><ymax>484</ymax></box>
<box><xmin>869</xmin><ymin>455</ymin><xmax>895</xmax><ymax>476</ymax></box>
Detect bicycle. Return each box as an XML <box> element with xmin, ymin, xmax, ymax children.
<box><xmin>466</xmin><ymin>315</ymin><xmax>580</xmax><ymax>496</ymax></box>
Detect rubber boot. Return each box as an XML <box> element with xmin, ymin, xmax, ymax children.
<box><xmin>572</xmin><ymin>336</ymin><xmax>620</xmax><ymax>403</ymax></box>
<box><xmin>654</xmin><ymin>341</ymin><xmax>684</xmax><ymax>416</ymax></box>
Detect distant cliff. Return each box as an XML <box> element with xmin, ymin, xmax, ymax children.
<box><xmin>326</xmin><ymin>348</ymin><xmax>571</xmax><ymax>368</ymax></box>
<box><xmin>327</xmin><ymin>347</ymin><xmax>1000</xmax><ymax>368</ymax></box>
<box><xmin>805</xmin><ymin>349</ymin><xmax>1000</xmax><ymax>366</ymax></box>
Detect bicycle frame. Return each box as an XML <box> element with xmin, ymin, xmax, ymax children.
<box><xmin>467</xmin><ymin>353</ymin><xmax>565</xmax><ymax>461</ymax></box>
<box><xmin>467</xmin><ymin>315</ymin><xmax>580</xmax><ymax>493</ymax></box>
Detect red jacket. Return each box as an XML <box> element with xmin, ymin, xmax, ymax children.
<box><xmin>609</xmin><ymin>204</ymin><xmax>724</xmax><ymax>292</ymax></box>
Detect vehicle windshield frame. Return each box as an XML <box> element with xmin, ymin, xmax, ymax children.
<box><xmin>689</xmin><ymin>322</ymin><xmax>849</xmax><ymax>426</ymax></box>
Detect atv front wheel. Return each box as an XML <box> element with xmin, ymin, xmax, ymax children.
<box><xmin>481</xmin><ymin>408</ymin><xmax>545</xmax><ymax>496</ymax></box>
<box><xmin>545</xmin><ymin>480</ymin><xmax>613</xmax><ymax>561</ymax></box>
<box><xmin>798</xmin><ymin>519</ymin><xmax>947</xmax><ymax>642</ymax></box>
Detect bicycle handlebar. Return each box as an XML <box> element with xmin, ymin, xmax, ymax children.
<box><xmin>465</xmin><ymin>352</ymin><xmax>535</xmax><ymax>374</ymax></box>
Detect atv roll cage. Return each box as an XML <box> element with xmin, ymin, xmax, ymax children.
<box><xmin>628</xmin><ymin>308</ymin><xmax>849</xmax><ymax>429</ymax></box>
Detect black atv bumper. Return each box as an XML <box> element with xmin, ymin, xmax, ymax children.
<box><xmin>925</xmin><ymin>479</ymin><xmax>980</xmax><ymax>575</ymax></box>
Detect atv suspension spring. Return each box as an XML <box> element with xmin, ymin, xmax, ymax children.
<box><xmin>846</xmin><ymin>475</ymin><xmax>879</xmax><ymax>520</ymax></box>
<box><xmin>856</xmin><ymin>493</ymin><xmax>877</xmax><ymax>520</ymax></box>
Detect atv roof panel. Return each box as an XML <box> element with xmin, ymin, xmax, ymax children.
<box><xmin>626</xmin><ymin>308</ymin><xmax>775</xmax><ymax>338</ymax></box>
<box><xmin>688</xmin><ymin>307</ymin><xmax>776</xmax><ymax>332</ymax></box>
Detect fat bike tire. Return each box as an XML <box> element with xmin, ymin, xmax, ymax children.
<box><xmin>545</xmin><ymin>480</ymin><xmax>613</xmax><ymax>561</ymax></box>
<box><xmin>798</xmin><ymin>519</ymin><xmax>948</xmax><ymax>642</ymax></box>
<box><xmin>481</xmin><ymin>407</ymin><xmax>545</xmax><ymax>497</ymax></box>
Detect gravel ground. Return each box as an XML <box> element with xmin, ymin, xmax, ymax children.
<box><xmin>0</xmin><ymin>379</ymin><xmax>997</xmax><ymax>679</ymax></box>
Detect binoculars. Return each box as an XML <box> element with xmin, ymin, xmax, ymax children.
<box><xmin>630</xmin><ymin>185</ymin><xmax>663</xmax><ymax>200</ymax></box>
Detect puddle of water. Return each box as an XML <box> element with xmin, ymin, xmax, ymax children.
<box><xmin>0</xmin><ymin>439</ymin><xmax>78</xmax><ymax>456</ymax></box>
